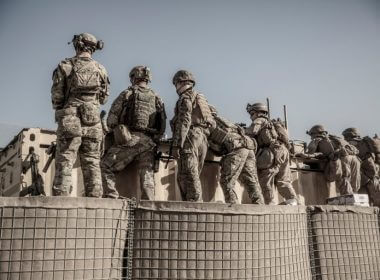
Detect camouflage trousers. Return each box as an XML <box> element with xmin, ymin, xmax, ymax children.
<box><xmin>177</xmin><ymin>127</ymin><xmax>208</xmax><ymax>202</ymax></box>
<box><xmin>337</xmin><ymin>155</ymin><xmax>361</xmax><ymax>195</ymax></box>
<box><xmin>258</xmin><ymin>145</ymin><xmax>297</xmax><ymax>204</ymax></box>
<box><xmin>220</xmin><ymin>148</ymin><xmax>264</xmax><ymax>204</ymax></box>
<box><xmin>360</xmin><ymin>157</ymin><xmax>380</xmax><ymax>206</ymax></box>
<box><xmin>53</xmin><ymin>136</ymin><xmax>102</xmax><ymax>197</ymax></box>
<box><xmin>101</xmin><ymin>132</ymin><xmax>156</xmax><ymax>200</ymax></box>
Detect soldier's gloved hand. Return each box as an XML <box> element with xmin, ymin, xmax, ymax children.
<box><xmin>172</xmin><ymin>147</ymin><xmax>180</xmax><ymax>159</ymax></box>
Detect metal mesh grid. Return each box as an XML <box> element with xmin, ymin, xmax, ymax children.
<box><xmin>132</xmin><ymin>202</ymin><xmax>312</xmax><ymax>280</ymax></box>
<box><xmin>308</xmin><ymin>206</ymin><xmax>380</xmax><ymax>280</ymax></box>
<box><xmin>0</xmin><ymin>198</ymin><xmax>134</xmax><ymax>280</ymax></box>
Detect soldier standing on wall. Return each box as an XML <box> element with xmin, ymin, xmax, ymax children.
<box><xmin>101</xmin><ymin>66</ymin><xmax>166</xmax><ymax>199</ymax></box>
<box><xmin>299</xmin><ymin>125</ymin><xmax>361</xmax><ymax>195</ymax></box>
<box><xmin>170</xmin><ymin>70</ymin><xmax>215</xmax><ymax>202</ymax></box>
<box><xmin>51</xmin><ymin>33</ymin><xmax>110</xmax><ymax>197</ymax></box>
<box><xmin>245</xmin><ymin>102</ymin><xmax>298</xmax><ymax>205</ymax></box>
<box><xmin>208</xmin><ymin>106</ymin><xmax>264</xmax><ymax>204</ymax></box>
<box><xmin>343</xmin><ymin>128</ymin><xmax>380</xmax><ymax>205</ymax></box>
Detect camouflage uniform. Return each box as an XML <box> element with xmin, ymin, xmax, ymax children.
<box><xmin>343</xmin><ymin>128</ymin><xmax>380</xmax><ymax>205</ymax></box>
<box><xmin>171</xmin><ymin>70</ymin><xmax>215</xmax><ymax>202</ymax></box>
<box><xmin>209</xmin><ymin>113</ymin><xmax>264</xmax><ymax>204</ymax></box>
<box><xmin>246</xmin><ymin>103</ymin><xmax>297</xmax><ymax>205</ymax></box>
<box><xmin>101</xmin><ymin>66</ymin><xmax>166</xmax><ymax>199</ymax></box>
<box><xmin>51</xmin><ymin>33</ymin><xmax>109</xmax><ymax>197</ymax></box>
<box><xmin>306</xmin><ymin>126</ymin><xmax>361</xmax><ymax>195</ymax></box>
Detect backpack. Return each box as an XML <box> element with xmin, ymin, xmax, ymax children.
<box><xmin>272</xmin><ymin>120</ymin><xmax>290</xmax><ymax>148</ymax></box>
<box><xmin>328</xmin><ymin>135</ymin><xmax>358</xmax><ymax>156</ymax></box>
<box><xmin>69</xmin><ymin>59</ymin><xmax>102</xmax><ymax>94</ymax></box>
<box><xmin>257</xmin><ymin>120</ymin><xmax>278</xmax><ymax>146</ymax></box>
<box><xmin>363</xmin><ymin>136</ymin><xmax>380</xmax><ymax>154</ymax></box>
<box><xmin>191</xmin><ymin>93</ymin><xmax>215</xmax><ymax>128</ymax></box>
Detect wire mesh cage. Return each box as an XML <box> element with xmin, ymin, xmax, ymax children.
<box><xmin>0</xmin><ymin>197</ymin><xmax>135</xmax><ymax>280</ymax></box>
<box><xmin>131</xmin><ymin>201</ymin><xmax>312</xmax><ymax>280</ymax></box>
<box><xmin>308</xmin><ymin>206</ymin><xmax>380</xmax><ymax>280</ymax></box>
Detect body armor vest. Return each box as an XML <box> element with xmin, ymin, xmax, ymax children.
<box><xmin>124</xmin><ymin>87</ymin><xmax>157</xmax><ymax>132</ymax></box>
<box><xmin>191</xmin><ymin>93</ymin><xmax>214</xmax><ymax>128</ymax></box>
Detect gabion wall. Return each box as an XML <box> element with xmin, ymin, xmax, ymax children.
<box><xmin>132</xmin><ymin>201</ymin><xmax>312</xmax><ymax>280</ymax></box>
<box><xmin>2</xmin><ymin>198</ymin><xmax>380</xmax><ymax>280</ymax></box>
<box><xmin>0</xmin><ymin>197</ymin><xmax>134</xmax><ymax>280</ymax></box>
<box><xmin>308</xmin><ymin>206</ymin><xmax>380</xmax><ymax>280</ymax></box>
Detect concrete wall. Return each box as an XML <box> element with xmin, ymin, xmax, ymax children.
<box><xmin>0</xmin><ymin>128</ymin><xmax>340</xmax><ymax>205</ymax></box>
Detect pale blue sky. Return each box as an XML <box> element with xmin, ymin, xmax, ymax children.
<box><xmin>0</xmin><ymin>0</ymin><xmax>379</xmax><ymax>146</ymax></box>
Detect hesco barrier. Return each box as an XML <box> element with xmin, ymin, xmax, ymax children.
<box><xmin>2</xmin><ymin>198</ymin><xmax>380</xmax><ymax>280</ymax></box>
<box><xmin>132</xmin><ymin>201</ymin><xmax>312</xmax><ymax>280</ymax></box>
<box><xmin>0</xmin><ymin>197</ymin><xmax>135</xmax><ymax>280</ymax></box>
<box><xmin>308</xmin><ymin>206</ymin><xmax>380</xmax><ymax>280</ymax></box>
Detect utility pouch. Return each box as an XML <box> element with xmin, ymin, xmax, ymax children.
<box><xmin>113</xmin><ymin>124</ymin><xmax>132</xmax><ymax>145</ymax></box>
<box><xmin>56</xmin><ymin>107</ymin><xmax>82</xmax><ymax>138</ymax></box>
<box><xmin>324</xmin><ymin>159</ymin><xmax>342</xmax><ymax>182</ymax></box>
<box><xmin>79</xmin><ymin>103</ymin><xmax>101</xmax><ymax>126</ymax></box>
<box><xmin>256</xmin><ymin>147</ymin><xmax>274</xmax><ymax>170</ymax></box>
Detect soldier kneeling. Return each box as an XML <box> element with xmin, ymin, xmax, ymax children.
<box><xmin>101</xmin><ymin>66</ymin><xmax>166</xmax><ymax>199</ymax></box>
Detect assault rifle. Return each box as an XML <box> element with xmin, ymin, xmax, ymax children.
<box><xmin>42</xmin><ymin>142</ymin><xmax>57</xmax><ymax>173</ymax></box>
<box><xmin>20</xmin><ymin>147</ymin><xmax>46</xmax><ymax>196</ymax></box>
<box><xmin>165</xmin><ymin>140</ymin><xmax>174</xmax><ymax>169</ymax></box>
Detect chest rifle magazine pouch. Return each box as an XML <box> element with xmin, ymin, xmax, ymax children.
<box><xmin>56</xmin><ymin>108</ymin><xmax>82</xmax><ymax>138</ymax></box>
<box><xmin>79</xmin><ymin>103</ymin><xmax>101</xmax><ymax>126</ymax></box>
<box><xmin>113</xmin><ymin>124</ymin><xmax>132</xmax><ymax>145</ymax></box>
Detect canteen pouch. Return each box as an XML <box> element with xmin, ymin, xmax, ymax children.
<box><xmin>56</xmin><ymin>107</ymin><xmax>82</xmax><ymax>138</ymax></box>
<box><xmin>79</xmin><ymin>103</ymin><xmax>101</xmax><ymax>126</ymax></box>
<box><xmin>256</xmin><ymin>147</ymin><xmax>275</xmax><ymax>170</ymax></box>
<box><xmin>324</xmin><ymin>159</ymin><xmax>343</xmax><ymax>182</ymax></box>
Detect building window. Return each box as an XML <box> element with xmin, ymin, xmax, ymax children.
<box><xmin>30</xmin><ymin>134</ymin><xmax>36</xmax><ymax>141</ymax></box>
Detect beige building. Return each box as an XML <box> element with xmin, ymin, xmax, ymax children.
<box><xmin>0</xmin><ymin>128</ymin><xmax>84</xmax><ymax>197</ymax></box>
<box><xmin>0</xmin><ymin>128</ymin><xmax>339</xmax><ymax>205</ymax></box>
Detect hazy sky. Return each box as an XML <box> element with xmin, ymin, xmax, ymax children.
<box><xmin>0</xmin><ymin>0</ymin><xmax>379</xmax><ymax>146</ymax></box>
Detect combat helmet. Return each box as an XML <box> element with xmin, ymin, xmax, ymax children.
<box><xmin>129</xmin><ymin>66</ymin><xmax>152</xmax><ymax>83</ymax></box>
<box><xmin>342</xmin><ymin>127</ymin><xmax>361</xmax><ymax>139</ymax></box>
<box><xmin>172</xmin><ymin>70</ymin><xmax>195</xmax><ymax>85</ymax></box>
<box><xmin>246</xmin><ymin>102</ymin><xmax>268</xmax><ymax>114</ymax></box>
<box><xmin>307</xmin><ymin>125</ymin><xmax>327</xmax><ymax>136</ymax></box>
<box><xmin>72</xmin><ymin>33</ymin><xmax>104</xmax><ymax>52</ymax></box>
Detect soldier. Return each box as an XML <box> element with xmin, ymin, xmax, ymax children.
<box><xmin>246</xmin><ymin>102</ymin><xmax>297</xmax><ymax>205</ymax></box>
<box><xmin>101</xmin><ymin>66</ymin><xmax>166</xmax><ymax>199</ymax></box>
<box><xmin>343</xmin><ymin>128</ymin><xmax>380</xmax><ymax>205</ymax></box>
<box><xmin>301</xmin><ymin>125</ymin><xmax>361</xmax><ymax>195</ymax></box>
<box><xmin>208</xmin><ymin>107</ymin><xmax>264</xmax><ymax>204</ymax></box>
<box><xmin>51</xmin><ymin>33</ymin><xmax>109</xmax><ymax>197</ymax></box>
<box><xmin>171</xmin><ymin>70</ymin><xmax>215</xmax><ymax>202</ymax></box>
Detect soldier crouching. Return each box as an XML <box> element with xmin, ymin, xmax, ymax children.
<box><xmin>208</xmin><ymin>106</ymin><xmax>264</xmax><ymax>204</ymax></box>
<box><xmin>101</xmin><ymin>66</ymin><xmax>166</xmax><ymax>199</ymax></box>
<box><xmin>51</xmin><ymin>33</ymin><xmax>109</xmax><ymax>197</ymax></box>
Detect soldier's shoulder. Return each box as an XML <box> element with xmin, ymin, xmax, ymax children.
<box><xmin>55</xmin><ymin>58</ymin><xmax>74</xmax><ymax>75</ymax></box>
<box><xmin>120</xmin><ymin>87</ymin><xmax>133</xmax><ymax>98</ymax></box>
<box><xmin>92</xmin><ymin>61</ymin><xmax>108</xmax><ymax>75</ymax></box>
<box><xmin>253</xmin><ymin>117</ymin><xmax>267</xmax><ymax>126</ymax></box>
